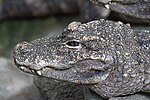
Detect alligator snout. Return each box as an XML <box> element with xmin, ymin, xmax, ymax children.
<box><xmin>13</xmin><ymin>41</ymin><xmax>30</xmax><ymax>55</ymax></box>
<box><xmin>13</xmin><ymin>41</ymin><xmax>33</xmax><ymax>65</ymax></box>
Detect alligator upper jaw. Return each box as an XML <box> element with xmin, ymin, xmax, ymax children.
<box><xmin>95</xmin><ymin>1</ymin><xmax>139</xmax><ymax>10</ymax></box>
<box><xmin>17</xmin><ymin>64</ymin><xmax>72</xmax><ymax>76</ymax></box>
<box><xmin>13</xmin><ymin>56</ymin><xmax>73</xmax><ymax>76</ymax></box>
<box><xmin>17</xmin><ymin>65</ymin><xmax>44</xmax><ymax>76</ymax></box>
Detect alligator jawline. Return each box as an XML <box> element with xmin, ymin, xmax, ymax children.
<box><xmin>17</xmin><ymin>64</ymin><xmax>71</xmax><ymax>76</ymax></box>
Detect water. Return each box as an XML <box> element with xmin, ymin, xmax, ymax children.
<box><xmin>0</xmin><ymin>16</ymin><xmax>79</xmax><ymax>58</ymax></box>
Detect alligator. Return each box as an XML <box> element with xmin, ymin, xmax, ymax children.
<box><xmin>90</xmin><ymin>0</ymin><xmax>150</xmax><ymax>19</ymax></box>
<box><xmin>13</xmin><ymin>19</ymin><xmax>150</xmax><ymax>98</ymax></box>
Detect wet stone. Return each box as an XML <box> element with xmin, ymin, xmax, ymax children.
<box><xmin>109</xmin><ymin>94</ymin><xmax>150</xmax><ymax>100</ymax></box>
<box><xmin>0</xmin><ymin>57</ymin><xmax>43</xmax><ymax>100</ymax></box>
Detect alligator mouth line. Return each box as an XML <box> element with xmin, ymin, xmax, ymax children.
<box><xmin>100</xmin><ymin>1</ymin><xmax>138</xmax><ymax>10</ymax></box>
<box><xmin>17</xmin><ymin>64</ymin><xmax>72</xmax><ymax>76</ymax></box>
<box><xmin>13</xmin><ymin>57</ymin><xmax>72</xmax><ymax>76</ymax></box>
<box><xmin>18</xmin><ymin>65</ymin><xmax>46</xmax><ymax>76</ymax></box>
<box><xmin>106</xmin><ymin>1</ymin><xmax>138</xmax><ymax>5</ymax></box>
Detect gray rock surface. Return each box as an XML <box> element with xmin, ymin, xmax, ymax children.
<box><xmin>0</xmin><ymin>57</ymin><xmax>42</xmax><ymax>100</ymax></box>
<box><xmin>109</xmin><ymin>94</ymin><xmax>150</xmax><ymax>100</ymax></box>
<box><xmin>34</xmin><ymin>76</ymin><xmax>104</xmax><ymax>100</ymax></box>
<box><xmin>34</xmin><ymin>76</ymin><xmax>86</xmax><ymax>100</ymax></box>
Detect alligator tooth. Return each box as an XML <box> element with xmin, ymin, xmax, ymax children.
<box><xmin>117</xmin><ymin>21</ymin><xmax>123</xmax><ymax>25</ymax></box>
<box><xmin>31</xmin><ymin>70</ymin><xmax>35</xmax><ymax>72</ymax></box>
<box><xmin>105</xmin><ymin>4</ymin><xmax>110</xmax><ymax>9</ymax></box>
<box><xmin>20</xmin><ymin>66</ymin><xmax>25</xmax><ymax>70</ymax></box>
<box><xmin>37</xmin><ymin>71</ymin><xmax>42</xmax><ymax>75</ymax></box>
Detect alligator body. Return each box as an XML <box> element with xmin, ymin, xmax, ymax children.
<box><xmin>13</xmin><ymin>19</ymin><xmax>150</xmax><ymax>98</ymax></box>
<box><xmin>91</xmin><ymin>0</ymin><xmax>150</xmax><ymax>19</ymax></box>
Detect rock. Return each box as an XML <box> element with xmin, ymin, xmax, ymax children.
<box><xmin>34</xmin><ymin>76</ymin><xmax>104</xmax><ymax>100</ymax></box>
<box><xmin>0</xmin><ymin>57</ymin><xmax>42</xmax><ymax>100</ymax></box>
<box><xmin>109</xmin><ymin>94</ymin><xmax>150</xmax><ymax>100</ymax></box>
<box><xmin>0</xmin><ymin>0</ymin><xmax>84</xmax><ymax>20</ymax></box>
<box><xmin>34</xmin><ymin>76</ymin><xmax>86</xmax><ymax>100</ymax></box>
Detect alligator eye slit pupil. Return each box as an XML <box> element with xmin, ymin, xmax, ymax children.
<box><xmin>66</xmin><ymin>41</ymin><xmax>79</xmax><ymax>47</ymax></box>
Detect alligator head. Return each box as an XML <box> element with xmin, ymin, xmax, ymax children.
<box><xmin>13</xmin><ymin>19</ymin><xmax>133</xmax><ymax>85</ymax></box>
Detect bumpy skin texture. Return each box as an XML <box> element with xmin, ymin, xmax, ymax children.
<box><xmin>13</xmin><ymin>19</ymin><xmax>150</xmax><ymax>98</ymax></box>
<box><xmin>90</xmin><ymin>0</ymin><xmax>150</xmax><ymax>19</ymax></box>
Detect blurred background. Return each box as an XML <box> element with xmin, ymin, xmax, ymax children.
<box><xmin>0</xmin><ymin>0</ymin><xmax>149</xmax><ymax>100</ymax></box>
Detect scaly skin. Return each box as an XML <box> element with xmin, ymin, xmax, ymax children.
<box><xmin>13</xmin><ymin>19</ymin><xmax>150</xmax><ymax>98</ymax></box>
<box><xmin>90</xmin><ymin>0</ymin><xmax>150</xmax><ymax>19</ymax></box>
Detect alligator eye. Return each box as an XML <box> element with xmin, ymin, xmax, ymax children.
<box><xmin>65</xmin><ymin>40</ymin><xmax>81</xmax><ymax>49</ymax></box>
<box><xmin>66</xmin><ymin>41</ymin><xmax>79</xmax><ymax>46</ymax></box>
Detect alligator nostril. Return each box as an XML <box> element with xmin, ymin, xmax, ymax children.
<box><xmin>14</xmin><ymin>41</ymin><xmax>30</xmax><ymax>55</ymax></box>
<box><xmin>16</xmin><ymin>42</ymin><xmax>28</xmax><ymax>50</ymax></box>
